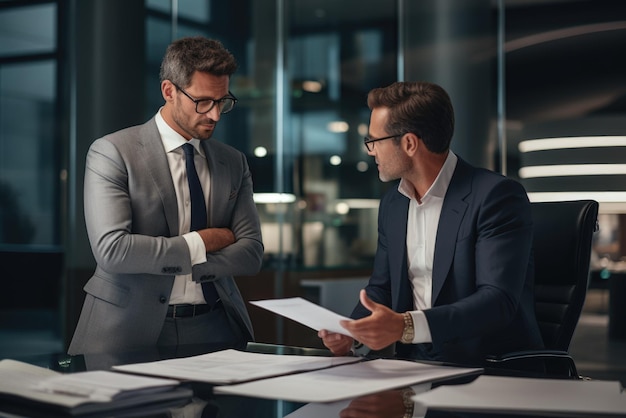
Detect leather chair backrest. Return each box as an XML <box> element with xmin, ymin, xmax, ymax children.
<box><xmin>531</xmin><ymin>200</ymin><xmax>599</xmax><ymax>352</ymax></box>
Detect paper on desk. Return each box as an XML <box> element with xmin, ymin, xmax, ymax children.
<box><xmin>412</xmin><ymin>375</ymin><xmax>626</xmax><ymax>416</ymax></box>
<box><xmin>33</xmin><ymin>370</ymin><xmax>180</xmax><ymax>402</ymax></box>
<box><xmin>0</xmin><ymin>359</ymin><xmax>191</xmax><ymax>414</ymax></box>
<box><xmin>214</xmin><ymin>358</ymin><xmax>482</xmax><ymax>403</ymax></box>
<box><xmin>113</xmin><ymin>349</ymin><xmax>361</xmax><ymax>385</ymax></box>
<box><xmin>250</xmin><ymin>297</ymin><xmax>354</xmax><ymax>337</ymax></box>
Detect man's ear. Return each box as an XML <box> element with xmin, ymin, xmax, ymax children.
<box><xmin>403</xmin><ymin>133</ymin><xmax>420</xmax><ymax>156</ymax></box>
<box><xmin>161</xmin><ymin>80</ymin><xmax>175</xmax><ymax>102</ymax></box>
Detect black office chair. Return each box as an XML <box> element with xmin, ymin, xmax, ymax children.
<box><xmin>486</xmin><ymin>199</ymin><xmax>599</xmax><ymax>378</ymax></box>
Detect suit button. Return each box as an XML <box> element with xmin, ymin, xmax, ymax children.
<box><xmin>159</xmin><ymin>296</ymin><xmax>167</xmax><ymax>304</ymax></box>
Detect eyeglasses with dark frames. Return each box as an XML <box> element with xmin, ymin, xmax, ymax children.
<box><xmin>363</xmin><ymin>133</ymin><xmax>406</xmax><ymax>152</ymax></box>
<box><xmin>172</xmin><ymin>83</ymin><xmax>238</xmax><ymax>114</ymax></box>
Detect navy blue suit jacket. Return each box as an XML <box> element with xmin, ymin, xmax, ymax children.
<box><xmin>352</xmin><ymin>158</ymin><xmax>544</xmax><ymax>366</ymax></box>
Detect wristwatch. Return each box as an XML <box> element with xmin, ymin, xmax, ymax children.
<box><xmin>401</xmin><ymin>387</ymin><xmax>416</xmax><ymax>418</ymax></box>
<box><xmin>400</xmin><ymin>312</ymin><xmax>414</xmax><ymax>344</ymax></box>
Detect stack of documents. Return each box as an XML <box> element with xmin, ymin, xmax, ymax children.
<box><xmin>0</xmin><ymin>359</ymin><xmax>192</xmax><ymax>415</ymax></box>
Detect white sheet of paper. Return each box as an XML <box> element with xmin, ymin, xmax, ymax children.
<box><xmin>0</xmin><ymin>359</ymin><xmax>185</xmax><ymax>410</ymax></box>
<box><xmin>214</xmin><ymin>359</ymin><xmax>482</xmax><ymax>403</ymax></box>
<box><xmin>413</xmin><ymin>375</ymin><xmax>626</xmax><ymax>416</ymax></box>
<box><xmin>113</xmin><ymin>349</ymin><xmax>361</xmax><ymax>385</ymax></box>
<box><xmin>32</xmin><ymin>370</ymin><xmax>179</xmax><ymax>402</ymax></box>
<box><xmin>249</xmin><ymin>297</ymin><xmax>354</xmax><ymax>337</ymax></box>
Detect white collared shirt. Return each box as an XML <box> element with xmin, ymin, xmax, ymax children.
<box><xmin>398</xmin><ymin>151</ymin><xmax>458</xmax><ymax>343</ymax></box>
<box><xmin>155</xmin><ymin>109</ymin><xmax>209</xmax><ymax>305</ymax></box>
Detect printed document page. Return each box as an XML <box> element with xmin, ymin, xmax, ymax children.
<box><xmin>114</xmin><ymin>348</ymin><xmax>361</xmax><ymax>385</ymax></box>
<box><xmin>214</xmin><ymin>358</ymin><xmax>482</xmax><ymax>402</ymax></box>
<box><xmin>250</xmin><ymin>297</ymin><xmax>354</xmax><ymax>337</ymax></box>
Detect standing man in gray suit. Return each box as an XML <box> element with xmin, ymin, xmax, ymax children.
<box><xmin>68</xmin><ymin>36</ymin><xmax>264</xmax><ymax>355</ymax></box>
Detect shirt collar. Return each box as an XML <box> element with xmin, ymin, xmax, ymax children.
<box><xmin>155</xmin><ymin>108</ymin><xmax>204</xmax><ymax>156</ymax></box>
<box><xmin>398</xmin><ymin>151</ymin><xmax>458</xmax><ymax>201</ymax></box>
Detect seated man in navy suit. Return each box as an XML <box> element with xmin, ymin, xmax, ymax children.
<box><xmin>319</xmin><ymin>81</ymin><xmax>544</xmax><ymax>366</ymax></box>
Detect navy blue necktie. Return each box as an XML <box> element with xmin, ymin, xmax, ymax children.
<box><xmin>182</xmin><ymin>143</ymin><xmax>219</xmax><ymax>307</ymax></box>
<box><xmin>183</xmin><ymin>143</ymin><xmax>207</xmax><ymax>231</ymax></box>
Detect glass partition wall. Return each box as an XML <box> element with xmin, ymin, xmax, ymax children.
<box><xmin>0</xmin><ymin>1</ymin><xmax>64</xmax><ymax>357</ymax></box>
<box><xmin>143</xmin><ymin>0</ymin><xmax>502</xmax><ymax>345</ymax></box>
<box><xmin>504</xmin><ymin>0</ymin><xmax>626</xmax><ymax>291</ymax></box>
<box><xmin>146</xmin><ymin>0</ymin><xmax>401</xmax><ymax>272</ymax></box>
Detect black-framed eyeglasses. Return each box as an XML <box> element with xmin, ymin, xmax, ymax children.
<box><xmin>363</xmin><ymin>133</ymin><xmax>405</xmax><ymax>152</ymax></box>
<box><xmin>172</xmin><ymin>83</ymin><xmax>238</xmax><ymax>114</ymax></box>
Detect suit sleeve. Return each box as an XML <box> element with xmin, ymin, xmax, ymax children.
<box><xmin>192</xmin><ymin>150</ymin><xmax>264</xmax><ymax>279</ymax></box>
<box><xmin>84</xmin><ymin>138</ymin><xmax>191</xmax><ymax>275</ymax></box>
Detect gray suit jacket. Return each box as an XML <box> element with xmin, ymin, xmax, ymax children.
<box><xmin>68</xmin><ymin>117</ymin><xmax>263</xmax><ymax>355</ymax></box>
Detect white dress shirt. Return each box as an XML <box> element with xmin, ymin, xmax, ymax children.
<box><xmin>398</xmin><ymin>151</ymin><xmax>458</xmax><ymax>343</ymax></box>
<box><xmin>155</xmin><ymin>109</ymin><xmax>209</xmax><ymax>305</ymax></box>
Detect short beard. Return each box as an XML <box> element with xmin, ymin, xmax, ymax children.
<box><xmin>172</xmin><ymin>110</ymin><xmax>213</xmax><ymax>141</ymax></box>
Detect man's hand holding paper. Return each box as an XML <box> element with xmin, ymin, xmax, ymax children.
<box><xmin>251</xmin><ymin>290</ymin><xmax>406</xmax><ymax>357</ymax></box>
<box><xmin>317</xmin><ymin>329</ymin><xmax>354</xmax><ymax>356</ymax></box>
<box><xmin>336</xmin><ymin>290</ymin><xmax>406</xmax><ymax>349</ymax></box>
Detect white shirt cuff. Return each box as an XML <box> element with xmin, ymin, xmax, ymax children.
<box><xmin>182</xmin><ymin>231</ymin><xmax>207</xmax><ymax>265</ymax></box>
<box><xmin>409</xmin><ymin>311</ymin><xmax>432</xmax><ymax>344</ymax></box>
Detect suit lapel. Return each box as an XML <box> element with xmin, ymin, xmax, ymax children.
<box><xmin>432</xmin><ymin>159</ymin><xmax>472</xmax><ymax>303</ymax></box>
<box><xmin>140</xmin><ymin>119</ymin><xmax>179</xmax><ymax>236</ymax></box>
<box><xmin>387</xmin><ymin>192</ymin><xmax>412</xmax><ymax>311</ymax></box>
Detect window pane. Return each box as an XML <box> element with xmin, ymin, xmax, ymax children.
<box><xmin>178</xmin><ymin>0</ymin><xmax>210</xmax><ymax>23</ymax></box>
<box><xmin>0</xmin><ymin>61</ymin><xmax>58</xmax><ymax>245</ymax></box>
<box><xmin>0</xmin><ymin>3</ymin><xmax>56</xmax><ymax>56</ymax></box>
<box><xmin>286</xmin><ymin>4</ymin><xmax>398</xmax><ymax>268</ymax></box>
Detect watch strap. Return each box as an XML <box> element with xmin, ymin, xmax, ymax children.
<box><xmin>400</xmin><ymin>312</ymin><xmax>415</xmax><ymax>344</ymax></box>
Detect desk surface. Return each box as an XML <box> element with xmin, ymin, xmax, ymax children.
<box><xmin>0</xmin><ymin>342</ymin><xmax>621</xmax><ymax>418</ymax></box>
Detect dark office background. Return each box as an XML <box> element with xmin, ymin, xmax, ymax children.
<box><xmin>1</xmin><ymin>0</ymin><xmax>625</xmax><ymax>382</ymax></box>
